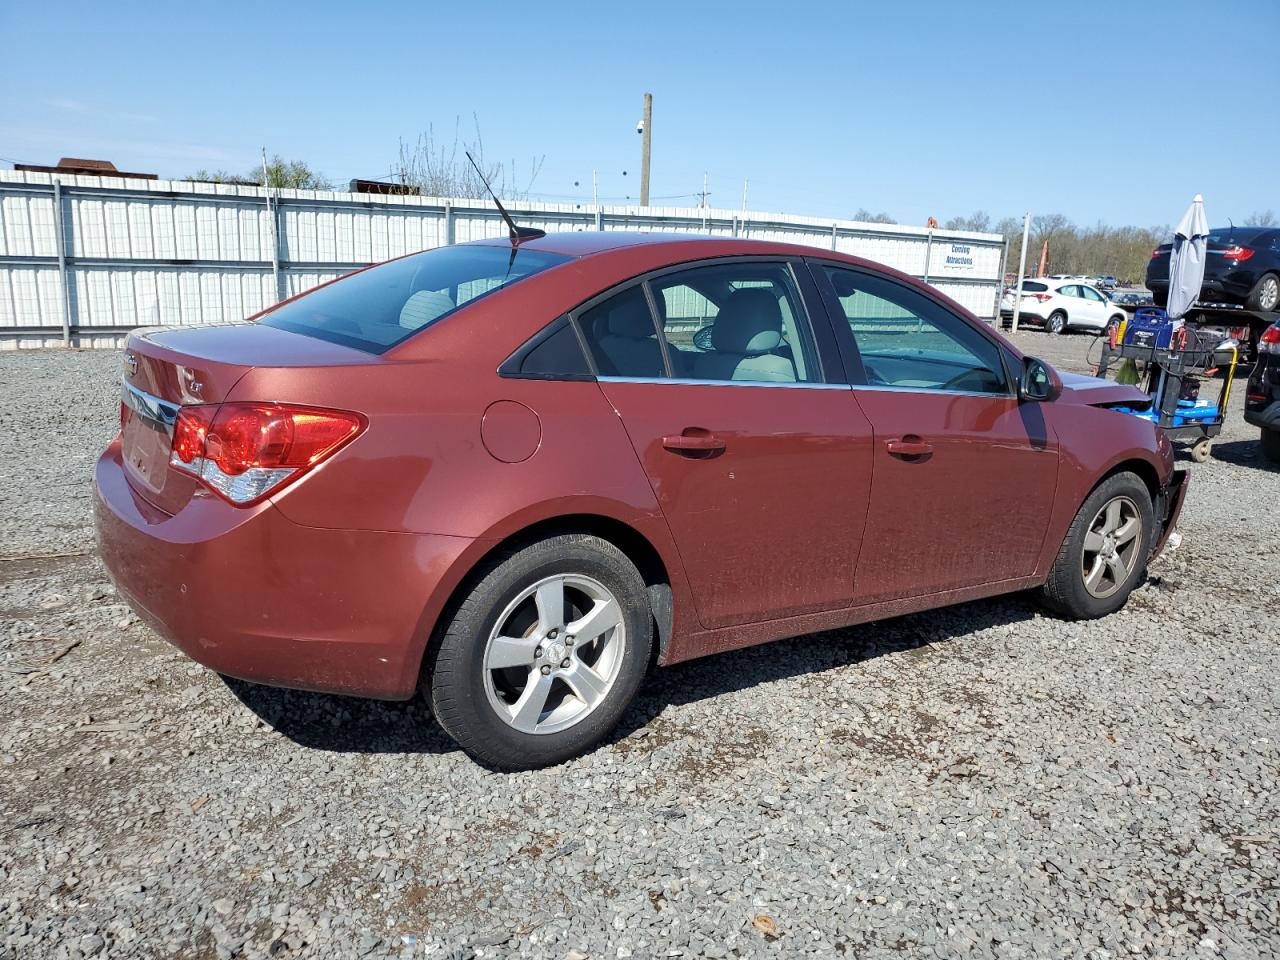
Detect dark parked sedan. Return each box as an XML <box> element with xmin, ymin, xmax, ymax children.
<box><xmin>1147</xmin><ymin>226</ymin><xmax>1280</xmax><ymax>314</ymax></box>
<box><xmin>96</xmin><ymin>233</ymin><xmax>1188</xmax><ymax>769</ymax></box>
<box><xmin>1245</xmin><ymin>321</ymin><xmax>1280</xmax><ymax>462</ymax></box>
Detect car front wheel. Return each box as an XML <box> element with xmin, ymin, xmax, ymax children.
<box><xmin>428</xmin><ymin>533</ymin><xmax>652</xmax><ymax>770</ymax></box>
<box><xmin>1039</xmin><ymin>471</ymin><xmax>1154</xmax><ymax>619</ymax></box>
<box><xmin>1046</xmin><ymin>311</ymin><xmax>1068</xmax><ymax>335</ymax></box>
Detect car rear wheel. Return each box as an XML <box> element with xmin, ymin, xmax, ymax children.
<box><xmin>427</xmin><ymin>534</ymin><xmax>652</xmax><ymax>770</ymax></box>
<box><xmin>1152</xmin><ymin>288</ymin><xmax>1168</xmax><ymax>308</ymax></box>
<box><xmin>1039</xmin><ymin>471</ymin><xmax>1154</xmax><ymax>619</ymax></box>
<box><xmin>1262</xmin><ymin>428</ymin><xmax>1280</xmax><ymax>464</ymax></box>
<box><xmin>1246</xmin><ymin>273</ymin><xmax>1280</xmax><ymax>313</ymax></box>
<box><xmin>1046</xmin><ymin>311</ymin><xmax>1068</xmax><ymax>335</ymax></box>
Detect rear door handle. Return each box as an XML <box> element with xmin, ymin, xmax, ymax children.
<box><xmin>662</xmin><ymin>432</ymin><xmax>726</xmax><ymax>455</ymax></box>
<box><xmin>885</xmin><ymin>437</ymin><xmax>933</xmax><ymax>457</ymax></box>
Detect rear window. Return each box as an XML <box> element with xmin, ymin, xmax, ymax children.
<box><xmin>260</xmin><ymin>244</ymin><xmax>570</xmax><ymax>353</ymax></box>
<box><xmin>1022</xmin><ymin>281</ymin><xmax>1048</xmax><ymax>292</ymax></box>
<box><xmin>1207</xmin><ymin>228</ymin><xmax>1265</xmax><ymax>245</ymax></box>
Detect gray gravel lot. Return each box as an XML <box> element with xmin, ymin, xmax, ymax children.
<box><xmin>2</xmin><ymin>331</ymin><xmax>1278</xmax><ymax>960</ymax></box>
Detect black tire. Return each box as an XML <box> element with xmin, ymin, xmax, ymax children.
<box><xmin>1039</xmin><ymin>471</ymin><xmax>1155</xmax><ymax>620</ymax></box>
<box><xmin>1152</xmin><ymin>288</ymin><xmax>1168</xmax><ymax>308</ymax></box>
<box><xmin>1245</xmin><ymin>273</ymin><xmax>1280</xmax><ymax>314</ymax></box>
<box><xmin>427</xmin><ymin>534</ymin><xmax>652</xmax><ymax>770</ymax></box>
<box><xmin>1262</xmin><ymin>428</ymin><xmax>1280</xmax><ymax>464</ymax></box>
<box><xmin>1046</xmin><ymin>311</ymin><xmax>1068</xmax><ymax>335</ymax></box>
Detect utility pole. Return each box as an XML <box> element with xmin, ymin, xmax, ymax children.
<box><xmin>742</xmin><ymin>177</ymin><xmax>748</xmax><ymax>213</ymax></box>
<box><xmin>639</xmin><ymin>92</ymin><xmax>652</xmax><ymax>207</ymax></box>
<box><xmin>1010</xmin><ymin>211</ymin><xmax>1032</xmax><ymax>334</ymax></box>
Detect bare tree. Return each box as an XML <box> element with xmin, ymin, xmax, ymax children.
<box><xmin>393</xmin><ymin>116</ymin><xmax>544</xmax><ymax>200</ymax></box>
<box><xmin>1244</xmin><ymin>209</ymin><xmax>1278</xmax><ymax>227</ymax></box>
<box><xmin>852</xmin><ymin>208</ymin><xmax>897</xmax><ymax>224</ymax></box>
<box><xmin>944</xmin><ymin>211</ymin><xmax>991</xmax><ymax>232</ymax></box>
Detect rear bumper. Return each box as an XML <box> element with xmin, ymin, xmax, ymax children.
<box><xmin>1244</xmin><ymin>399</ymin><xmax>1280</xmax><ymax>430</ymax></box>
<box><xmin>94</xmin><ymin>437</ymin><xmax>475</xmax><ymax>699</ymax></box>
<box><xmin>1150</xmin><ymin>469</ymin><xmax>1190</xmax><ymax>562</ymax></box>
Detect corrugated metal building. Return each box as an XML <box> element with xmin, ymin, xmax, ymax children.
<box><xmin>0</xmin><ymin>170</ymin><xmax>1006</xmax><ymax>347</ymax></box>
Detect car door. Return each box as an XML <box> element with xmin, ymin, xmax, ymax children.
<box><xmin>812</xmin><ymin>262</ymin><xmax>1060</xmax><ymax>604</ymax></box>
<box><xmin>1079</xmin><ymin>285</ymin><xmax>1109</xmax><ymax>328</ymax></box>
<box><xmin>575</xmin><ymin>258</ymin><xmax>875</xmax><ymax>629</ymax></box>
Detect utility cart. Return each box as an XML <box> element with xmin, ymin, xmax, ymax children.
<box><xmin>1096</xmin><ymin>309</ymin><xmax>1241</xmax><ymax>463</ymax></box>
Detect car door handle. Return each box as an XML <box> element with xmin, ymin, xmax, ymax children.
<box><xmin>886</xmin><ymin>437</ymin><xmax>933</xmax><ymax>458</ymax></box>
<box><xmin>662</xmin><ymin>432</ymin><xmax>726</xmax><ymax>455</ymax></box>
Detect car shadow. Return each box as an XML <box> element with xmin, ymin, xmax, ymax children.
<box><xmin>223</xmin><ymin>592</ymin><xmax>1043</xmax><ymax>760</ymax></box>
<box><xmin>1207</xmin><ymin>437</ymin><xmax>1279</xmax><ymax>472</ymax></box>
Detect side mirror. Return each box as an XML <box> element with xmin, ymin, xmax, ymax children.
<box><xmin>1020</xmin><ymin>355</ymin><xmax>1062</xmax><ymax>402</ymax></box>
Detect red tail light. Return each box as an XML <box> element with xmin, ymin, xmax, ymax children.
<box><xmin>1032</xmin><ymin>293</ymin><xmax>1053</xmax><ymax>302</ymax></box>
<box><xmin>1218</xmin><ymin>245</ymin><xmax>1254</xmax><ymax>261</ymax></box>
<box><xmin>169</xmin><ymin>402</ymin><xmax>364</xmax><ymax>505</ymax></box>
<box><xmin>1151</xmin><ymin>247</ymin><xmax>1169</xmax><ymax>257</ymax></box>
<box><xmin>1259</xmin><ymin>324</ymin><xmax>1280</xmax><ymax>355</ymax></box>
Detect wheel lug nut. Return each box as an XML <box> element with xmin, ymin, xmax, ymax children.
<box><xmin>540</xmin><ymin>665</ymin><xmax>552</xmax><ymax>676</ymax></box>
<box><xmin>560</xmin><ymin>658</ymin><xmax>571</xmax><ymax>669</ymax></box>
<box><xmin>565</xmin><ymin>636</ymin><xmax>574</xmax><ymax>645</ymax></box>
<box><xmin>548</xmin><ymin>629</ymin><xmax>558</xmax><ymax>639</ymax></box>
<box><xmin>534</xmin><ymin>646</ymin><xmax>543</xmax><ymax>657</ymax></box>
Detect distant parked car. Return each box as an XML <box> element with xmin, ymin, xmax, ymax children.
<box><xmin>1147</xmin><ymin>227</ymin><xmax>1280</xmax><ymax>314</ymax></box>
<box><xmin>1096</xmin><ymin>275</ymin><xmax>1119</xmax><ymax>292</ymax></box>
<box><xmin>1245</xmin><ymin>320</ymin><xmax>1280</xmax><ymax>463</ymax></box>
<box><xmin>1001</xmin><ymin>279</ymin><xmax>1128</xmax><ymax>334</ymax></box>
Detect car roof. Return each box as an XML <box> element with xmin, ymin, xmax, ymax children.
<box><xmin>468</xmin><ymin>230</ymin><xmax>832</xmax><ymax>258</ymax></box>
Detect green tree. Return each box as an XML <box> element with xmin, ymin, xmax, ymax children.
<box><xmin>186</xmin><ymin>157</ymin><xmax>333</xmax><ymax>190</ymax></box>
<box><xmin>258</xmin><ymin>156</ymin><xmax>332</xmax><ymax>190</ymax></box>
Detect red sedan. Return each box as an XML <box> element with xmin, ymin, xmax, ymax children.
<box><xmin>96</xmin><ymin>232</ymin><xmax>1187</xmax><ymax>769</ymax></box>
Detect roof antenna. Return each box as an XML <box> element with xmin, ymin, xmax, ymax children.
<box><xmin>465</xmin><ymin>151</ymin><xmax>545</xmax><ymax>246</ymax></box>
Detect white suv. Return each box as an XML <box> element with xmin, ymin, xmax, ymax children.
<box><xmin>1001</xmin><ymin>279</ymin><xmax>1127</xmax><ymax>334</ymax></box>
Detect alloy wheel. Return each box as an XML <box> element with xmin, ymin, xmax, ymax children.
<box><xmin>1260</xmin><ymin>276</ymin><xmax>1279</xmax><ymax>312</ymax></box>
<box><xmin>1081</xmin><ymin>496</ymin><xmax>1141</xmax><ymax>599</ymax></box>
<box><xmin>482</xmin><ymin>574</ymin><xmax>626</xmax><ymax>735</ymax></box>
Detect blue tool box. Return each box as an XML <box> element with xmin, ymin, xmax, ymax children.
<box><xmin>1123</xmin><ymin>308</ymin><xmax>1179</xmax><ymax>349</ymax></box>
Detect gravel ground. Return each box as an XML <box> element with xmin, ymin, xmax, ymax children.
<box><xmin>2</xmin><ymin>330</ymin><xmax>1278</xmax><ymax>960</ymax></box>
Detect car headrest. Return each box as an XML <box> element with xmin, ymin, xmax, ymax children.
<box><xmin>712</xmin><ymin>288</ymin><xmax>784</xmax><ymax>354</ymax></box>
<box><xmin>606</xmin><ymin>293</ymin><xmax>657</xmax><ymax>338</ymax></box>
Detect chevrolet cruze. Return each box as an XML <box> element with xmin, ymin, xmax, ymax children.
<box><xmin>96</xmin><ymin>232</ymin><xmax>1188</xmax><ymax>769</ymax></box>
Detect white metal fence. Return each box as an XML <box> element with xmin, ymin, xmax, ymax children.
<box><xmin>0</xmin><ymin>170</ymin><xmax>1006</xmax><ymax>348</ymax></box>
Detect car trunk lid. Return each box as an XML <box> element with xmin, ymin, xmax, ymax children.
<box><xmin>119</xmin><ymin>323</ymin><xmax>372</xmax><ymax>514</ymax></box>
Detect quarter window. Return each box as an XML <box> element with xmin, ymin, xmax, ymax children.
<box><xmin>823</xmin><ymin>266</ymin><xmax>1008</xmax><ymax>394</ymax></box>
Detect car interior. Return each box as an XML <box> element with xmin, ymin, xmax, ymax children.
<box><xmin>579</xmin><ymin>265</ymin><xmax>814</xmax><ymax>383</ymax></box>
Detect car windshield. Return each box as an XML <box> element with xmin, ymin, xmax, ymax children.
<box><xmin>260</xmin><ymin>244</ymin><xmax>570</xmax><ymax>353</ymax></box>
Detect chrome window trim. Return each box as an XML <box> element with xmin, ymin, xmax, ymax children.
<box><xmin>120</xmin><ymin>378</ymin><xmax>180</xmax><ymax>436</ymax></box>
<box><xmin>850</xmin><ymin>383</ymin><xmax>1013</xmax><ymax>400</ymax></box>
<box><xmin>597</xmin><ymin>375</ymin><xmax>850</xmax><ymax>391</ymax></box>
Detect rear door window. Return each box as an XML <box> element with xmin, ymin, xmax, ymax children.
<box><xmin>648</xmin><ymin>262</ymin><xmax>820</xmax><ymax>383</ymax></box>
<box><xmin>260</xmin><ymin>245</ymin><xmax>569</xmax><ymax>354</ymax></box>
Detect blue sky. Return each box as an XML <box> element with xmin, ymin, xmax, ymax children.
<box><xmin>2</xmin><ymin>0</ymin><xmax>1277</xmax><ymax>229</ymax></box>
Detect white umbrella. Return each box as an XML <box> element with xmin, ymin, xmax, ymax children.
<box><xmin>1166</xmin><ymin>194</ymin><xmax>1209</xmax><ymax>320</ymax></box>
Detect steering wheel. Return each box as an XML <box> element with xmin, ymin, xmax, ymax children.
<box><xmin>939</xmin><ymin>369</ymin><xmax>990</xmax><ymax>392</ymax></box>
